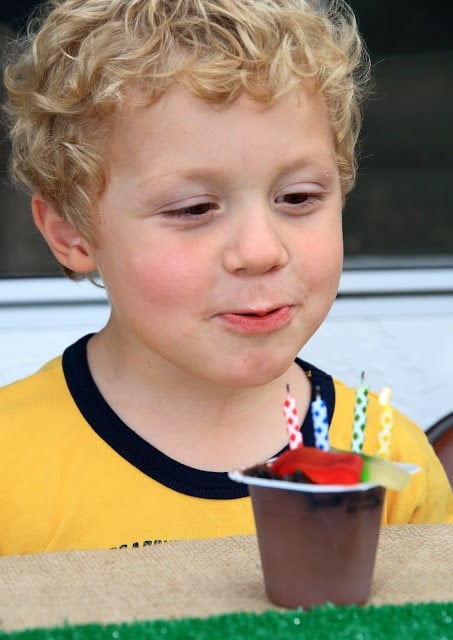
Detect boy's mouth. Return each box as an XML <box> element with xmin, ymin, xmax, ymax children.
<box><xmin>218</xmin><ymin>305</ymin><xmax>294</xmax><ymax>334</ymax></box>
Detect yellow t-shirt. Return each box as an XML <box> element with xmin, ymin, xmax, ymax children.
<box><xmin>1</xmin><ymin>334</ymin><xmax>451</xmax><ymax>556</ymax></box>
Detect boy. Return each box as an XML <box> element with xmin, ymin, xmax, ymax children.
<box><xmin>1</xmin><ymin>0</ymin><xmax>452</xmax><ymax>556</ymax></box>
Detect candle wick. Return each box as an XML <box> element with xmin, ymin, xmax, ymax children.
<box><xmin>286</xmin><ymin>383</ymin><xmax>290</xmax><ymax>393</ymax></box>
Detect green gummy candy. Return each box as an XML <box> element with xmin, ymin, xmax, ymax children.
<box><xmin>360</xmin><ymin>454</ymin><xmax>411</xmax><ymax>491</ymax></box>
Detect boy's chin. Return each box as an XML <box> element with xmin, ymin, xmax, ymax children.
<box><xmin>212</xmin><ymin>354</ymin><xmax>295</xmax><ymax>389</ymax></box>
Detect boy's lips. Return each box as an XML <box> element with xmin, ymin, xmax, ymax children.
<box><xmin>217</xmin><ymin>305</ymin><xmax>295</xmax><ymax>334</ymax></box>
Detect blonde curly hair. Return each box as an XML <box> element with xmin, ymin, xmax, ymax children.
<box><xmin>3</xmin><ymin>0</ymin><xmax>369</xmax><ymax>279</ymax></box>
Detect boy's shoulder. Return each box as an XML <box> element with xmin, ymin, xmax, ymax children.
<box><xmin>332</xmin><ymin>375</ymin><xmax>422</xmax><ymax>427</ymax></box>
<box><xmin>0</xmin><ymin>352</ymin><xmax>79</xmax><ymax>469</ymax></box>
<box><xmin>0</xmin><ymin>354</ymin><xmax>65</xmax><ymax>418</ymax></box>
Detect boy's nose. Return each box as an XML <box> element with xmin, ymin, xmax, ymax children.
<box><xmin>222</xmin><ymin>205</ymin><xmax>290</xmax><ymax>275</ymax></box>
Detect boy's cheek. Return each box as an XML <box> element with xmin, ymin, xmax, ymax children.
<box><xmin>125</xmin><ymin>251</ymin><xmax>210</xmax><ymax>302</ymax></box>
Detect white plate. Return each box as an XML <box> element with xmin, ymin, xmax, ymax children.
<box><xmin>228</xmin><ymin>462</ymin><xmax>420</xmax><ymax>493</ymax></box>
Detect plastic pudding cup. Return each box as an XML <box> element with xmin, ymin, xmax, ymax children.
<box><xmin>252</xmin><ymin>481</ymin><xmax>383</xmax><ymax>608</ymax></box>
<box><xmin>229</xmin><ymin>469</ymin><xmax>405</xmax><ymax>609</ymax></box>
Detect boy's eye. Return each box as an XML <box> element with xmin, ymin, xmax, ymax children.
<box><xmin>276</xmin><ymin>192</ymin><xmax>309</xmax><ymax>205</ymax></box>
<box><xmin>176</xmin><ymin>203</ymin><xmax>212</xmax><ymax>216</ymax></box>
<box><xmin>163</xmin><ymin>202</ymin><xmax>217</xmax><ymax>218</ymax></box>
<box><xmin>275</xmin><ymin>191</ymin><xmax>324</xmax><ymax>211</ymax></box>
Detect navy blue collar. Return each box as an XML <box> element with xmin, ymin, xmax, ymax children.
<box><xmin>63</xmin><ymin>334</ymin><xmax>335</xmax><ymax>499</ymax></box>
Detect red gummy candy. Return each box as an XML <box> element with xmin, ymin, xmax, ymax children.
<box><xmin>270</xmin><ymin>447</ymin><xmax>363</xmax><ymax>484</ymax></box>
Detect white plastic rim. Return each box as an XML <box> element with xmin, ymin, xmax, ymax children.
<box><xmin>228</xmin><ymin>463</ymin><xmax>420</xmax><ymax>493</ymax></box>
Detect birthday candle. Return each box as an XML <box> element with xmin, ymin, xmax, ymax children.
<box><xmin>283</xmin><ymin>385</ymin><xmax>302</xmax><ymax>449</ymax></box>
<box><xmin>376</xmin><ymin>387</ymin><xmax>393</xmax><ymax>460</ymax></box>
<box><xmin>311</xmin><ymin>386</ymin><xmax>330</xmax><ymax>451</ymax></box>
<box><xmin>351</xmin><ymin>372</ymin><xmax>369</xmax><ymax>453</ymax></box>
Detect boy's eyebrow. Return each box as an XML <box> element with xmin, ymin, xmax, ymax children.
<box><xmin>134</xmin><ymin>168</ymin><xmax>227</xmax><ymax>199</ymax></box>
<box><xmin>138</xmin><ymin>167</ymin><xmax>226</xmax><ymax>187</ymax></box>
<box><xmin>136</xmin><ymin>155</ymin><xmax>338</xmax><ymax>192</ymax></box>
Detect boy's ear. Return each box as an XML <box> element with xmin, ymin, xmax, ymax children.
<box><xmin>31</xmin><ymin>193</ymin><xmax>97</xmax><ymax>274</ymax></box>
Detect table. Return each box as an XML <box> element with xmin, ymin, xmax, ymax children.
<box><xmin>0</xmin><ymin>524</ymin><xmax>452</xmax><ymax>632</ymax></box>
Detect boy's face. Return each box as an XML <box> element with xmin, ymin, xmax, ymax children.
<box><xmin>88</xmin><ymin>86</ymin><xmax>343</xmax><ymax>387</ymax></box>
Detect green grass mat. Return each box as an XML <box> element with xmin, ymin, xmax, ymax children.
<box><xmin>2</xmin><ymin>603</ymin><xmax>452</xmax><ymax>640</ymax></box>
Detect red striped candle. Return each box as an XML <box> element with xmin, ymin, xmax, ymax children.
<box><xmin>283</xmin><ymin>385</ymin><xmax>303</xmax><ymax>449</ymax></box>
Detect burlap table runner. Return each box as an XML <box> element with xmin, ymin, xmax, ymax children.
<box><xmin>1</xmin><ymin>524</ymin><xmax>452</xmax><ymax>632</ymax></box>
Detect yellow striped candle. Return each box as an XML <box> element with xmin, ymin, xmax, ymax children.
<box><xmin>377</xmin><ymin>387</ymin><xmax>393</xmax><ymax>459</ymax></box>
